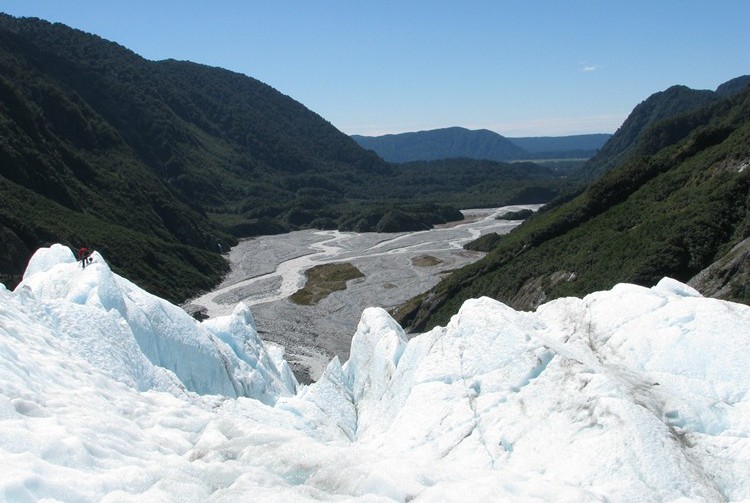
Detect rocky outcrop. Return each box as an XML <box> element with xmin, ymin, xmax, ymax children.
<box><xmin>689</xmin><ymin>237</ymin><xmax>750</xmax><ymax>304</ymax></box>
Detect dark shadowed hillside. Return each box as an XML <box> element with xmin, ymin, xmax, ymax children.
<box><xmin>0</xmin><ymin>14</ymin><xmax>399</xmax><ymax>298</ymax></box>
<box><xmin>0</xmin><ymin>14</ymin><xmax>564</xmax><ymax>300</ymax></box>
<box><xmin>716</xmin><ymin>75</ymin><xmax>750</xmax><ymax>97</ymax></box>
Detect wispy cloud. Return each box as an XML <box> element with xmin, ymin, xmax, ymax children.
<box><xmin>580</xmin><ymin>61</ymin><xmax>598</xmax><ymax>72</ymax></box>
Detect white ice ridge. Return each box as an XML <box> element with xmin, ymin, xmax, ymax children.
<box><xmin>1</xmin><ymin>244</ymin><xmax>749</xmax><ymax>502</ymax></box>
<box><xmin>12</xmin><ymin>244</ymin><xmax>297</xmax><ymax>402</ymax></box>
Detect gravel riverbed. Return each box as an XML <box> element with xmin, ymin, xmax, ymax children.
<box><xmin>187</xmin><ymin>205</ymin><xmax>541</xmax><ymax>383</ymax></box>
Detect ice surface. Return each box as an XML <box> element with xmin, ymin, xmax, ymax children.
<box><xmin>1</xmin><ymin>244</ymin><xmax>749</xmax><ymax>502</ymax></box>
<box><xmin>14</xmin><ymin>245</ymin><xmax>296</xmax><ymax>401</ymax></box>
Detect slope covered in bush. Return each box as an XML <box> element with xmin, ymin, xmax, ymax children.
<box><xmin>397</xmin><ymin>83</ymin><xmax>750</xmax><ymax>331</ymax></box>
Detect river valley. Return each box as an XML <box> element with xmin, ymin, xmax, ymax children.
<box><xmin>188</xmin><ymin>205</ymin><xmax>541</xmax><ymax>383</ymax></box>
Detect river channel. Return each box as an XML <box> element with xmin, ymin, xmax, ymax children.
<box><xmin>188</xmin><ymin>205</ymin><xmax>541</xmax><ymax>383</ymax></box>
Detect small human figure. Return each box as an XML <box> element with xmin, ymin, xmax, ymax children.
<box><xmin>78</xmin><ymin>247</ymin><xmax>91</xmax><ymax>269</ymax></box>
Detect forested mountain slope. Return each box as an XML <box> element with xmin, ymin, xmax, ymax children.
<box><xmin>0</xmin><ymin>16</ymin><xmax>237</xmax><ymax>300</ymax></box>
<box><xmin>396</xmin><ymin>82</ymin><xmax>750</xmax><ymax>332</ymax></box>
<box><xmin>0</xmin><ymin>14</ymin><xmax>391</xmax><ymax>299</ymax></box>
<box><xmin>0</xmin><ymin>14</ymin><xmax>563</xmax><ymax>300</ymax></box>
<box><xmin>575</xmin><ymin>79</ymin><xmax>750</xmax><ymax>182</ymax></box>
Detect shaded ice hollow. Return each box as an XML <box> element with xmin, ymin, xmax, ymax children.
<box><xmin>0</xmin><ymin>244</ymin><xmax>749</xmax><ymax>502</ymax></box>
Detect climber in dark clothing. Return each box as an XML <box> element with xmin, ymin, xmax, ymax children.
<box><xmin>78</xmin><ymin>247</ymin><xmax>91</xmax><ymax>269</ymax></box>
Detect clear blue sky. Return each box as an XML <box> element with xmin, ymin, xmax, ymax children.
<box><xmin>2</xmin><ymin>1</ymin><xmax>748</xmax><ymax>137</ymax></box>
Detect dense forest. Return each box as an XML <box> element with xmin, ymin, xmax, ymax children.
<box><xmin>0</xmin><ymin>14</ymin><xmax>564</xmax><ymax>301</ymax></box>
<box><xmin>395</xmin><ymin>78</ymin><xmax>750</xmax><ymax>331</ymax></box>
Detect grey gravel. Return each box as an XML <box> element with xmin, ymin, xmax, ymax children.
<box><xmin>187</xmin><ymin>205</ymin><xmax>541</xmax><ymax>383</ymax></box>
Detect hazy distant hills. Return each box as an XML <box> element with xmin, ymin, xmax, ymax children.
<box><xmin>396</xmin><ymin>77</ymin><xmax>750</xmax><ymax>331</ymax></box>
<box><xmin>509</xmin><ymin>133</ymin><xmax>612</xmax><ymax>156</ymax></box>
<box><xmin>352</xmin><ymin>127</ymin><xmax>526</xmax><ymax>162</ymax></box>
<box><xmin>351</xmin><ymin>127</ymin><xmax>611</xmax><ymax>163</ymax></box>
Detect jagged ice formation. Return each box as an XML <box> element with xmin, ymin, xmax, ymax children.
<box><xmin>0</xmin><ymin>245</ymin><xmax>749</xmax><ymax>502</ymax></box>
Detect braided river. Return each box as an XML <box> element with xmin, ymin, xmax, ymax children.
<box><xmin>188</xmin><ymin>205</ymin><xmax>541</xmax><ymax>382</ymax></box>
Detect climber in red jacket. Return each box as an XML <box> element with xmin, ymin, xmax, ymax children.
<box><xmin>78</xmin><ymin>247</ymin><xmax>91</xmax><ymax>269</ymax></box>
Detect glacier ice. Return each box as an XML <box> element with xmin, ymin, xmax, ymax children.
<box><xmin>1</xmin><ymin>244</ymin><xmax>749</xmax><ymax>502</ymax></box>
<box><xmin>14</xmin><ymin>244</ymin><xmax>296</xmax><ymax>401</ymax></box>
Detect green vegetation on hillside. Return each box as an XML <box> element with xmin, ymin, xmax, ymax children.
<box><xmin>0</xmin><ymin>14</ymin><xmax>565</xmax><ymax>300</ymax></box>
<box><xmin>395</xmin><ymin>83</ymin><xmax>750</xmax><ymax>332</ymax></box>
<box><xmin>498</xmin><ymin>209</ymin><xmax>535</xmax><ymax>220</ymax></box>
<box><xmin>576</xmin><ymin>85</ymin><xmax>721</xmax><ymax>182</ymax></box>
<box><xmin>6</xmin><ymin>14</ymin><xmax>747</xmax><ymax>318</ymax></box>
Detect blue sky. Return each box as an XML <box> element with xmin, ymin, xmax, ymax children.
<box><xmin>2</xmin><ymin>1</ymin><xmax>748</xmax><ymax>136</ymax></box>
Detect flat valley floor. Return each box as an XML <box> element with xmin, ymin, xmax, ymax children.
<box><xmin>188</xmin><ymin>206</ymin><xmax>540</xmax><ymax>382</ymax></box>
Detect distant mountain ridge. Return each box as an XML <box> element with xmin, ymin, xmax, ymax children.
<box><xmin>352</xmin><ymin>127</ymin><xmax>526</xmax><ymax>163</ymax></box>
<box><xmin>351</xmin><ymin>127</ymin><xmax>611</xmax><ymax>163</ymax></box>
<box><xmin>508</xmin><ymin>133</ymin><xmax>611</xmax><ymax>154</ymax></box>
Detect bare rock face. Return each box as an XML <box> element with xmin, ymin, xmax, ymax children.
<box><xmin>509</xmin><ymin>270</ymin><xmax>578</xmax><ymax>311</ymax></box>
<box><xmin>689</xmin><ymin>237</ymin><xmax>750</xmax><ymax>303</ymax></box>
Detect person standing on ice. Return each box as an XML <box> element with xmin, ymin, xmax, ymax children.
<box><xmin>78</xmin><ymin>247</ymin><xmax>91</xmax><ymax>268</ymax></box>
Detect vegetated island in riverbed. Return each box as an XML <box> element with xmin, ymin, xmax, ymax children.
<box><xmin>290</xmin><ymin>263</ymin><xmax>365</xmax><ymax>306</ymax></box>
<box><xmin>411</xmin><ymin>255</ymin><xmax>443</xmax><ymax>267</ymax></box>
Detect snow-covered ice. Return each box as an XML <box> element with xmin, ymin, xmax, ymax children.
<box><xmin>1</xmin><ymin>245</ymin><xmax>749</xmax><ymax>502</ymax></box>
